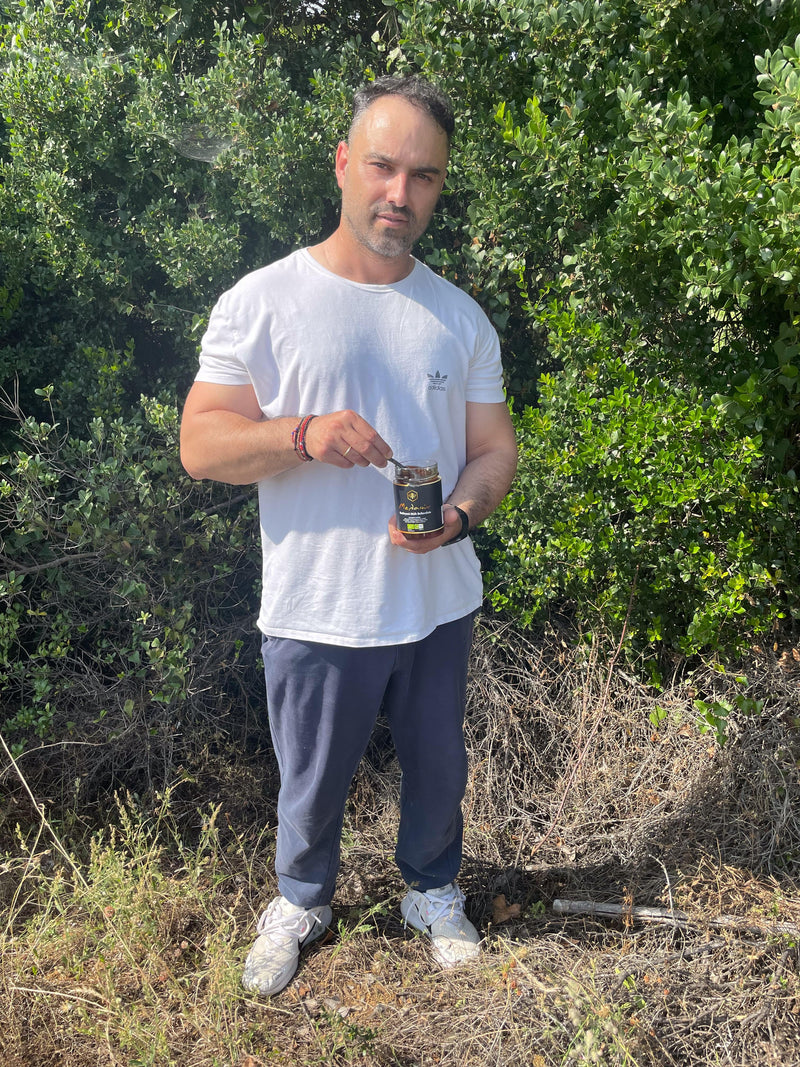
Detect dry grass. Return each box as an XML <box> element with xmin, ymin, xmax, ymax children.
<box><xmin>1</xmin><ymin>617</ymin><xmax>799</xmax><ymax>1066</ymax></box>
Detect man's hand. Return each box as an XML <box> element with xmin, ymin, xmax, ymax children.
<box><xmin>304</xmin><ymin>410</ymin><xmax>392</xmax><ymax>469</ymax></box>
<box><xmin>388</xmin><ymin>504</ymin><xmax>465</xmax><ymax>555</ymax></box>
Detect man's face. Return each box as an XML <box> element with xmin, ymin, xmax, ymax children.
<box><xmin>335</xmin><ymin>95</ymin><xmax>449</xmax><ymax>261</ymax></box>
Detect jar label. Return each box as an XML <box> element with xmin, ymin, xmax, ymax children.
<box><xmin>393</xmin><ymin>477</ymin><xmax>444</xmax><ymax>535</ymax></box>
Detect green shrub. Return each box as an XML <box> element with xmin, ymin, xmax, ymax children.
<box><xmin>485</xmin><ymin>354</ymin><xmax>799</xmax><ymax>659</ymax></box>
<box><xmin>0</xmin><ymin>392</ymin><xmax>262</xmax><ymax>790</ymax></box>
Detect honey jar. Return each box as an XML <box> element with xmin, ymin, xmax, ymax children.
<box><xmin>393</xmin><ymin>461</ymin><xmax>444</xmax><ymax>536</ymax></box>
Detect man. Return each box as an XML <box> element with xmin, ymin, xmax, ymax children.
<box><xmin>180</xmin><ymin>75</ymin><xmax>517</xmax><ymax>996</ymax></box>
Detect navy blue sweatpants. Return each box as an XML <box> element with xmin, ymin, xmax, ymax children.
<box><xmin>261</xmin><ymin>613</ymin><xmax>474</xmax><ymax>909</ymax></box>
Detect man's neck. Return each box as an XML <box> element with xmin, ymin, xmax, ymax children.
<box><xmin>309</xmin><ymin>232</ymin><xmax>415</xmax><ymax>285</ymax></box>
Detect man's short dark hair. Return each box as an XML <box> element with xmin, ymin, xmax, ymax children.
<box><xmin>350</xmin><ymin>75</ymin><xmax>455</xmax><ymax>143</ymax></box>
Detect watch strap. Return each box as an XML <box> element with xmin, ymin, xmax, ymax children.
<box><xmin>443</xmin><ymin>505</ymin><xmax>470</xmax><ymax>545</ymax></box>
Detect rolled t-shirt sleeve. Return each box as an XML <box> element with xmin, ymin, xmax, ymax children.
<box><xmin>195</xmin><ymin>294</ymin><xmax>252</xmax><ymax>387</ymax></box>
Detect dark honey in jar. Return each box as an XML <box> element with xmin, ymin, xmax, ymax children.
<box><xmin>393</xmin><ymin>462</ymin><xmax>444</xmax><ymax>536</ymax></box>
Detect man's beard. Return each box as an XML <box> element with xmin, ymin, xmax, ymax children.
<box><xmin>344</xmin><ymin>203</ymin><xmax>423</xmax><ymax>259</ymax></box>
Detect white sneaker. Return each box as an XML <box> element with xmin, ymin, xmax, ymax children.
<box><xmin>241</xmin><ymin>895</ymin><xmax>332</xmax><ymax>996</ymax></box>
<box><xmin>400</xmin><ymin>882</ymin><xmax>481</xmax><ymax>967</ymax></box>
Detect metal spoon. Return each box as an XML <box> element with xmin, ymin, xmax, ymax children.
<box><xmin>387</xmin><ymin>456</ymin><xmax>408</xmax><ymax>470</ymax></box>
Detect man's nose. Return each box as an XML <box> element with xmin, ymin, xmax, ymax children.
<box><xmin>386</xmin><ymin>172</ymin><xmax>409</xmax><ymax>206</ymax></box>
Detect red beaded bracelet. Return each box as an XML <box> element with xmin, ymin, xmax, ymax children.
<box><xmin>291</xmin><ymin>414</ymin><xmax>317</xmax><ymax>462</ymax></box>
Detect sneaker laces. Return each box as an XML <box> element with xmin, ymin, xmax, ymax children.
<box><xmin>409</xmin><ymin>883</ymin><xmax>467</xmax><ymax>929</ymax></box>
<box><xmin>255</xmin><ymin>899</ymin><xmax>323</xmax><ymax>946</ymax></box>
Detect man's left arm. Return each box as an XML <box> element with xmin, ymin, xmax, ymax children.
<box><xmin>388</xmin><ymin>401</ymin><xmax>518</xmax><ymax>554</ymax></box>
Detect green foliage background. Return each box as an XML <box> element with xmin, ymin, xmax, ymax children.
<box><xmin>1</xmin><ymin>0</ymin><xmax>799</xmax><ymax>772</ymax></box>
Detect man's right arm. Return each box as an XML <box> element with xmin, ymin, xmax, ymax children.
<box><xmin>179</xmin><ymin>381</ymin><xmax>392</xmax><ymax>485</ymax></box>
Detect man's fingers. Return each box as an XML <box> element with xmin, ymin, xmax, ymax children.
<box><xmin>337</xmin><ymin>414</ymin><xmax>392</xmax><ymax>467</ymax></box>
<box><xmin>387</xmin><ymin>507</ymin><xmax>461</xmax><ymax>554</ymax></box>
<box><xmin>305</xmin><ymin>411</ymin><xmax>391</xmax><ymax>468</ymax></box>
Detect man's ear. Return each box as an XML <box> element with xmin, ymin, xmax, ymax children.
<box><xmin>335</xmin><ymin>141</ymin><xmax>349</xmax><ymax>190</ymax></box>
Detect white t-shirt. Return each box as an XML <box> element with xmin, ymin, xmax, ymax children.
<box><xmin>196</xmin><ymin>248</ymin><xmax>506</xmax><ymax>647</ymax></box>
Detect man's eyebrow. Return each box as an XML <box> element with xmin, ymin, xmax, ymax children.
<box><xmin>366</xmin><ymin>151</ymin><xmax>444</xmax><ymax>176</ymax></box>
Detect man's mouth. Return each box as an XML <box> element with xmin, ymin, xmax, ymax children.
<box><xmin>375</xmin><ymin>206</ymin><xmax>413</xmax><ymax>227</ymax></box>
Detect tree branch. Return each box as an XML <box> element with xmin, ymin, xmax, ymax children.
<box><xmin>1</xmin><ymin>551</ymin><xmax>102</xmax><ymax>578</ymax></box>
<box><xmin>552</xmin><ymin>898</ymin><xmax>800</xmax><ymax>937</ymax></box>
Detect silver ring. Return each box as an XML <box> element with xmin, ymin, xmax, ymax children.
<box><xmin>343</xmin><ymin>445</ymin><xmax>352</xmax><ymax>457</ymax></box>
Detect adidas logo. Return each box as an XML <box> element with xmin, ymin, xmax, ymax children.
<box><xmin>427</xmin><ymin>370</ymin><xmax>448</xmax><ymax>392</ymax></box>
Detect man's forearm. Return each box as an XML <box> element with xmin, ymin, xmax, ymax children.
<box><xmin>445</xmin><ymin>446</ymin><xmax>518</xmax><ymax>529</ymax></box>
<box><xmin>180</xmin><ymin>396</ymin><xmax>394</xmax><ymax>485</ymax></box>
<box><xmin>181</xmin><ymin>411</ymin><xmax>303</xmax><ymax>484</ymax></box>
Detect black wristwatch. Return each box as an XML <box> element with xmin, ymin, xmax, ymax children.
<box><xmin>444</xmin><ymin>505</ymin><xmax>471</xmax><ymax>545</ymax></box>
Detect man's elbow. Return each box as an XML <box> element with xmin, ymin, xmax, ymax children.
<box><xmin>499</xmin><ymin>434</ymin><xmax>519</xmax><ymax>480</ymax></box>
<box><xmin>181</xmin><ymin>458</ymin><xmax>205</xmax><ymax>481</ymax></box>
<box><xmin>181</xmin><ymin>457</ymin><xmax>207</xmax><ymax>481</ymax></box>
<box><xmin>179</xmin><ymin>434</ymin><xmax>211</xmax><ymax>481</ymax></box>
<box><xmin>502</xmin><ymin>447</ymin><xmax>518</xmax><ymax>494</ymax></box>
